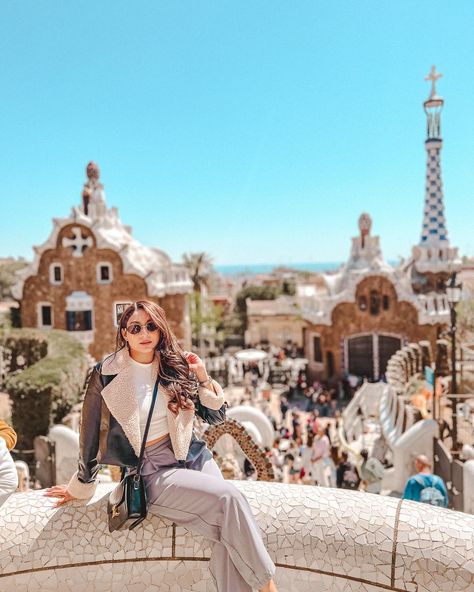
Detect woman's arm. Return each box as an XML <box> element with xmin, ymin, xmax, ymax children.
<box><xmin>65</xmin><ymin>366</ymin><xmax>103</xmax><ymax>499</ymax></box>
<box><xmin>185</xmin><ymin>351</ymin><xmax>225</xmax><ymax>410</ymax></box>
<box><xmin>197</xmin><ymin>378</ymin><xmax>226</xmax><ymax>410</ymax></box>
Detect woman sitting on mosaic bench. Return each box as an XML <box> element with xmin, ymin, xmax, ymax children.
<box><xmin>45</xmin><ymin>300</ymin><xmax>277</xmax><ymax>592</ymax></box>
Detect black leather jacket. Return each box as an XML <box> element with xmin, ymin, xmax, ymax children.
<box><xmin>77</xmin><ymin>364</ymin><xmax>227</xmax><ymax>488</ymax></box>
<box><xmin>78</xmin><ymin>366</ymin><xmax>138</xmax><ymax>487</ymax></box>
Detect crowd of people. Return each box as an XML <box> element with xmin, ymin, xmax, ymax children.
<box><xmin>236</xmin><ymin>359</ymin><xmax>448</xmax><ymax>506</ymax></box>
<box><xmin>265</xmin><ymin>406</ymin><xmax>385</xmax><ymax>492</ymax></box>
<box><xmin>236</xmin><ymin>361</ymin><xmax>385</xmax><ymax>493</ymax></box>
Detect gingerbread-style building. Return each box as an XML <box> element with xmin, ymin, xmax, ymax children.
<box><xmin>13</xmin><ymin>162</ymin><xmax>193</xmax><ymax>360</ymax></box>
<box><xmin>247</xmin><ymin>67</ymin><xmax>462</xmax><ymax>382</ymax></box>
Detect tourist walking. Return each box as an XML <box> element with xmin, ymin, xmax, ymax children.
<box><xmin>279</xmin><ymin>394</ymin><xmax>289</xmax><ymax>423</ymax></box>
<box><xmin>291</xmin><ymin>410</ymin><xmax>302</xmax><ymax>442</ymax></box>
<box><xmin>45</xmin><ymin>300</ymin><xmax>277</xmax><ymax>592</ymax></box>
<box><xmin>311</xmin><ymin>426</ymin><xmax>331</xmax><ymax>487</ymax></box>
<box><xmin>307</xmin><ymin>409</ymin><xmax>320</xmax><ymax>436</ymax></box>
<box><xmin>336</xmin><ymin>451</ymin><xmax>360</xmax><ymax>490</ymax></box>
<box><xmin>299</xmin><ymin>431</ymin><xmax>314</xmax><ymax>484</ymax></box>
<box><xmin>402</xmin><ymin>454</ymin><xmax>448</xmax><ymax>508</ymax></box>
<box><xmin>359</xmin><ymin>449</ymin><xmax>385</xmax><ymax>494</ymax></box>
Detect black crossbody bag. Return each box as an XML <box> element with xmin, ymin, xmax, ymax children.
<box><xmin>107</xmin><ymin>377</ymin><xmax>159</xmax><ymax>533</ymax></box>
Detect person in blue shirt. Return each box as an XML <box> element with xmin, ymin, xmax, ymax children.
<box><xmin>402</xmin><ymin>454</ymin><xmax>448</xmax><ymax>508</ymax></box>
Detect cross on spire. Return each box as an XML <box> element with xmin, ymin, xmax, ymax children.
<box><xmin>425</xmin><ymin>65</ymin><xmax>442</xmax><ymax>100</ymax></box>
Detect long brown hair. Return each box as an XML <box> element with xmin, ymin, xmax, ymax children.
<box><xmin>116</xmin><ymin>300</ymin><xmax>197</xmax><ymax>414</ymax></box>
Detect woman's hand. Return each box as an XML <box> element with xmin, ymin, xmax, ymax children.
<box><xmin>43</xmin><ymin>485</ymin><xmax>77</xmax><ymax>508</ymax></box>
<box><xmin>184</xmin><ymin>351</ymin><xmax>208</xmax><ymax>382</ymax></box>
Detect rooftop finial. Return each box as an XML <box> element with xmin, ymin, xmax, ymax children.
<box><xmin>86</xmin><ymin>161</ymin><xmax>100</xmax><ymax>181</ymax></box>
<box><xmin>82</xmin><ymin>161</ymin><xmax>106</xmax><ymax>219</ymax></box>
<box><xmin>425</xmin><ymin>65</ymin><xmax>442</xmax><ymax>100</ymax></box>
<box><xmin>358</xmin><ymin>213</ymin><xmax>372</xmax><ymax>249</ymax></box>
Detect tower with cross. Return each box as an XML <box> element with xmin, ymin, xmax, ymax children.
<box><xmin>421</xmin><ymin>65</ymin><xmax>446</xmax><ymax>245</ymax></box>
<box><xmin>412</xmin><ymin>66</ymin><xmax>460</xmax><ymax>290</ymax></box>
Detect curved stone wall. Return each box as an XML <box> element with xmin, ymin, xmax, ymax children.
<box><xmin>1</xmin><ymin>482</ymin><xmax>473</xmax><ymax>591</ymax></box>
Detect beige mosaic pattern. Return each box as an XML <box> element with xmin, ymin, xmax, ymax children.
<box><xmin>202</xmin><ymin>418</ymin><xmax>275</xmax><ymax>481</ymax></box>
<box><xmin>1</xmin><ymin>482</ymin><xmax>473</xmax><ymax>591</ymax></box>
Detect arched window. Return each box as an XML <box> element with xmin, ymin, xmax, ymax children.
<box><xmin>66</xmin><ymin>292</ymin><xmax>93</xmax><ymax>336</ymax></box>
<box><xmin>382</xmin><ymin>295</ymin><xmax>389</xmax><ymax>310</ymax></box>
<box><xmin>369</xmin><ymin>290</ymin><xmax>380</xmax><ymax>315</ymax></box>
<box><xmin>49</xmin><ymin>263</ymin><xmax>63</xmax><ymax>285</ymax></box>
<box><xmin>97</xmin><ymin>262</ymin><xmax>113</xmax><ymax>284</ymax></box>
<box><xmin>37</xmin><ymin>302</ymin><xmax>53</xmax><ymax>328</ymax></box>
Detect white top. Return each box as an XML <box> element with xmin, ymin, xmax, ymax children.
<box><xmin>311</xmin><ymin>435</ymin><xmax>330</xmax><ymax>460</ymax></box>
<box><xmin>130</xmin><ymin>357</ymin><xmax>168</xmax><ymax>442</ymax></box>
<box><xmin>0</xmin><ymin>437</ymin><xmax>18</xmax><ymax>499</ymax></box>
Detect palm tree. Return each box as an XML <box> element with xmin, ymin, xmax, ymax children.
<box><xmin>182</xmin><ymin>252</ymin><xmax>214</xmax><ymax>293</ymax></box>
<box><xmin>182</xmin><ymin>252</ymin><xmax>215</xmax><ymax>354</ymax></box>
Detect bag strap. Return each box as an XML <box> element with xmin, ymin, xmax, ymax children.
<box><xmin>136</xmin><ymin>377</ymin><xmax>159</xmax><ymax>475</ymax></box>
<box><xmin>95</xmin><ymin>360</ymin><xmax>159</xmax><ymax>476</ymax></box>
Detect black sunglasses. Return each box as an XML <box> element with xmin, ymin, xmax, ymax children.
<box><xmin>125</xmin><ymin>321</ymin><xmax>159</xmax><ymax>335</ymax></box>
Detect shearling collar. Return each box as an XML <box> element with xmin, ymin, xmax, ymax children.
<box><xmin>101</xmin><ymin>347</ymin><xmax>161</xmax><ymax>376</ymax></box>
<box><xmin>96</xmin><ymin>347</ymin><xmax>222</xmax><ymax>462</ymax></box>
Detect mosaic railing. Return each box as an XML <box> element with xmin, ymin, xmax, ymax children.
<box><xmin>1</xmin><ymin>481</ymin><xmax>473</xmax><ymax>591</ymax></box>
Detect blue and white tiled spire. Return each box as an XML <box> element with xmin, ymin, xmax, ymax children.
<box><xmin>413</xmin><ymin>66</ymin><xmax>460</xmax><ymax>274</ymax></box>
<box><xmin>420</xmin><ymin>65</ymin><xmax>448</xmax><ymax>246</ymax></box>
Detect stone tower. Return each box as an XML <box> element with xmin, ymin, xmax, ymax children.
<box><xmin>411</xmin><ymin>66</ymin><xmax>460</xmax><ymax>294</ymax></box>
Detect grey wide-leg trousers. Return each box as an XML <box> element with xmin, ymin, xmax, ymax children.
<box><xmin>141</xmin><ymin>432</ymin><xmax>276</xmax><ymax>591</ymax></box>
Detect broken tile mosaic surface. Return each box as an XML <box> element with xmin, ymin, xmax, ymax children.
<box><xmin>1</xmin><ymin>482</ymin><xmax>473</xmax><ymax>591</ymax></box>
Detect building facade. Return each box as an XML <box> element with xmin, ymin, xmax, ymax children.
<box><xmin>13</xmin><ymin>162</ymin><xmax>193</xmax><ymax>360</ymax></box>
<box><xmin>248</xmin><ymin>67</ymin><xmax>462</xmax><ymax>383</ymax></box>
<box><xmin>246</xmin><ymin>295</ymin><xmax>306</xmax><ymax>348</ymax></box>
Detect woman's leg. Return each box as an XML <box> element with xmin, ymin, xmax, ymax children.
<box><xmin>147</xmin><ymin>467</ymin><xmax>276</xmax><ymax>592</ymax></box>
<box><xmin>200</xmin><ymin>455</ymin><xmax>225</xmax><ymax>479</ymax></box>
<box><xmin>199</xmin><ymin>456</ymin><xmax>258</xmax><ymax>590</ymax></box>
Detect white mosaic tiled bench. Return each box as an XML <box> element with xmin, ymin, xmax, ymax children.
<box><xmin>1</xmin><ymin>481</ymin><xmax>473</xmax><ymax>592</ymax></box>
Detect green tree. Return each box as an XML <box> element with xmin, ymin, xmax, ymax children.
<box><xmin>456</xmin><ymin>300</ymin><xmax>474</xmax><ymax>342</ymax></box>
<box><xmin>0</xmin><ymin>257</ymin><xmax>29</xmax><ymax>300</ymax></box>
<box><xmin>182</xmin><ymin>252</ymin><xmax>214</xmax><ymax>293</ymax></box>
<box><xmin>234</xmin><ymin>285</ymin><xmax>281</xmax><ymax>335</ymax></box>
<box><xmin>182</xmin><ymin>252</ymin><xmax>215</xmax><ymax>353</ymax></box>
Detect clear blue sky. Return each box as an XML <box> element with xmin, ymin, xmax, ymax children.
<box><xmin>1</xmin><ymin>1</ymin><xmax>473</xmax><ymax>266</ymax></box>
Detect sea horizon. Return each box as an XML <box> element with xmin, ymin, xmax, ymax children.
<box><xmin>214</xmin><ymin>262</ymin><xmax>343</xmax><ymax>275</ymax></box>
<box><xmin>214</xmin><ymin>260</ymin><xmax>402</xmax><ymax>276</ymax></box>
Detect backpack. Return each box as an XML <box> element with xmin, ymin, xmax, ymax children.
<box><xmin>414</xmin><ymin>475</ymin><xmax>447</xmax><ymax>507</ymax></box>
<box><xmin>341</xmin><ymin>464</ymin><xmax>360</xmax><ymax>490</ymax></box>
